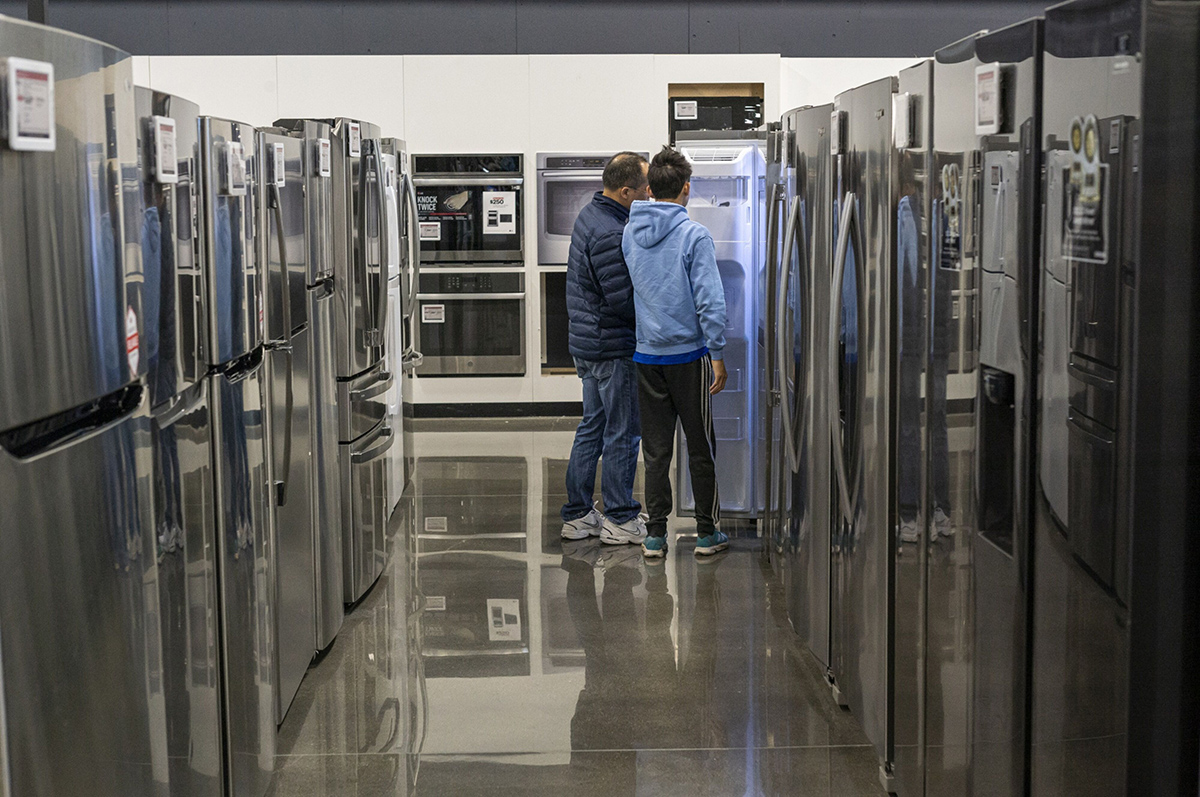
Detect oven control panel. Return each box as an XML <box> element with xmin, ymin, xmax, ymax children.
<box><xmin>418</xmin><ymin>271</ymin><xmax>524</xmax><ymax>294</ymax></box>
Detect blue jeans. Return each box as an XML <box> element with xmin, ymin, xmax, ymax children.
<box><xmin>562</xmin><ymin>356</ymin><xmax>642</xmax><ymax>524</ymax></box>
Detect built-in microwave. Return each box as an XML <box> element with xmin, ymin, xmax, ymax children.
<box><xmin>536</xmin><ymin>152</ymin><xmax>648</xmax><ymax>266</ymax></box>
<box><xmin>412</xmin><ymin>154</ymin><xmax>524</xmax><ymax>265</ymax></box>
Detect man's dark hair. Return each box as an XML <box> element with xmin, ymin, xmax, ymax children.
<box><xmin>602</xmin><ymin>151</ymin><xmax>648</xmax><ymax>191</ymax></box>
<box><xmin>648</xmin><ymin>145</ymin><xmax>692</xmax><ymax>201</ymax></box>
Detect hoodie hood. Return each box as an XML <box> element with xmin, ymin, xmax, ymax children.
<box><xmin>626</xmin><ymin>200</ymin><xmax>689</xmax><ymax>248</ymax></box>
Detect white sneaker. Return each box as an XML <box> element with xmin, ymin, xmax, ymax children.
<box><xmin>933</xmin><ymin>507</ymin><xmax>954</xmax><ymax>539</ymax></box>
<box><xmin>561</xmin><ymin>508</ymin><xmax>604</xmax><ymax>540</ymax></box>
<box><xmin>600</xmin><ymin>513</ymin><xmax>649</xmax><ymax>546</ymax></box>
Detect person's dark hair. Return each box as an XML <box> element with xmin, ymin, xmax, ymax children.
<box><xmin>648</xmin><ymin>145</ymin><xmax>692</xmax><ymax>201</ymax></box>
<box><xmin>602</xmin><ymin>151</ymin><xmax>649</xmax><ymax>192</ymax></box>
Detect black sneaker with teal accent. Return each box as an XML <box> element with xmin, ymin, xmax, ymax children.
<box><xmin>695</xmin><ymin>530</ymin><xmax>729</xmax><ymax>556</ymax></box>
<box><xmin>642</xmin><ymin>535</ymin><xmax>668</xmax><ymax>559</ymax></box>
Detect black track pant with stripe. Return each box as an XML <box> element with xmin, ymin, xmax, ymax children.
<box><xmin>636</xmin><ymin>354</ymin><xmax>720</xmax><ymax>538</ymax></box>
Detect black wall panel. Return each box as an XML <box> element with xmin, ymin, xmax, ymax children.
<box><xmin>4</xmin><ymin>1</ymin><xmax>1048</xmax><ymax>57</ymax></box>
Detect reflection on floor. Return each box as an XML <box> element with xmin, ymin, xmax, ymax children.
<box><xmin>269</xmin><ymin>422</ymin><xmax>886</xmax><ymax>796</ymax></box>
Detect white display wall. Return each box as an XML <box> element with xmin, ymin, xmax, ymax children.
<box><xmin>135</xmin><ymin>53</ymin><xmax>919</xmax><ymax>407</ymax></box>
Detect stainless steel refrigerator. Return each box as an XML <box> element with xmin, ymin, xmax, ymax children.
<box><xmin>136</xmin><ymin>86</ymin><xmax>223</xmax><ymax>797</ymax></box>
<box><xmin>257</xmin><ymin>127</ymin><xmax>317</xmax><ymax>725</ymax></box>
<box><xmin>381</xmin><ymin>136</ymin><xmax>419</xmax><ymax>517</ymax></box>
<box><xmin>277</xmin><ymin>117</ymin><xmax>395</xmax><ymax>605</ymax></box>
<box><xmin>0</xmin><ymin>17</ymin><xmax>169</xmax><ymax>796</ymax></box>
<box><xmin>827</xmin><ymin>75</ymin><xmax>899</xmax><ymax>787</ymax></box>
<box><xmin>772</xmin><ymin>103</ymin><xmax>834</xmax><ymax>673</ymax></box>
<box><xmin>197</xmin><ymin>115</ymin><xmax>276</xmax><ymax>797</ymax></box>
<box><xmin>272</xmin><ymin>118</ymin><xmax>344</xmax><ymax>654</ymax></box>
<box><xmin>969</xmin><ymin>19</ymin><xmax>1043</xmax><ymax>797</ymax></box>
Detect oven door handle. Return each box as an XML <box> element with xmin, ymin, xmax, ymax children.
<box><xmin>538</xmin><ymin>173</ymin><xmax>605</xmax><ymax>182</ymax></box>
<box><xmin>414</xmin><ymin>176</ymin><xmax>524</xmax><ymax>187</ymax></box>
<box><xmin>416</xmin><ymin>292</ymin><xmax>526</xmax><ymax>301</ymax></box>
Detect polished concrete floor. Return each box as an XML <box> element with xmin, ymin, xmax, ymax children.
<box><xmin>268</xmin><ymin>422</ymin><xmax>887</xmax><ymax>796</ymax></box>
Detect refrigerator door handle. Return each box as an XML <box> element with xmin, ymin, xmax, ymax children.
<box><xmin>828</xmin><ymin>192</ymin><xmax>860</xmax><ymax>522</ymax></box>
<box><xmin>270</xmin><ymin>182</ymin><xmax>295</xmax><ymax>506</ymax></box>
<box><xmin>350</xmin><ymin>369</ymin><xmax>395</xmax><ymax>402</ymax></box>
<box><xmin>777</xmin><ymin>196</ymin><xmax>804</xmax><ymax>474</ymax></box>
<box><xmin>374</xmin><ymin>143</ymin><xmax>390</xmax><ymax>344</ymax></box>
<box><xmin>357</xmin><ymin>142</ymin><xmax>377</xmax><ymax>345</ymax></box>
<box><xmin>351</xmin><ymin>424</ymin><xmax>395</xmax><ymax>465</ymax></box>
<box><xmin>402</xmin><ymin>172</ymin><xmax>422</xmax><ymax>331</ymax></box>
<box><xmin>992</xmin><ymin>176</ymin><xmax>1007</xmax><ymax>272</ymax></box>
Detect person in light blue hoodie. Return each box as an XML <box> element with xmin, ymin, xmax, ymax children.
<box><xmin>622</xmin><ymin>145</ymin><xmax>729</xmax><ymax>559</ymax></box>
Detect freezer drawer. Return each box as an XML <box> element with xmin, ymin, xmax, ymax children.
<box><xmin>210</xmin><ymin>358</ymin><xmax>275</xmax><ymax>797</ymax></box>
<box><xmin>339</xmin><ymin>361</ymin><xmax>392</xmax><ymax>443</ymax></box>
<box><xmin>0</xmin><ymin>386</ymin><xmax>167</xmax><ymax>796</ymax></box>
<box><xmin>151</xmin><ymin>381</ymin><xmax>223</xmax><ymax>796</ymax></box>
<box><xmin>342</xmin><ymin>420</ymin><xmax>395</xmax><ymax>604</ymax></box>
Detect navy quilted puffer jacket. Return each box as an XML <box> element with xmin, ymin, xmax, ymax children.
<box><xmin>566</xmin><ymin>193</ymin><xmax>637</xmax><ymax>360</ymax></box>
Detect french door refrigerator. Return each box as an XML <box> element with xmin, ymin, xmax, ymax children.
<box><xmin>381</xmin><ymin>137</ymin><xmax>419</xmax><ymax>517</ymax></box>
<box><xmin>0</xmin><ymin>18</ymin><xmax>168</xmax><ymax>796</ymax></box>
<box><xmin>771</xmin><ymin>104</ymin><xmax>834</xmax><ymax>672</ymax></box>
<box><xmin>826</xmin><ymin>75</ymin><xmax>899</xmax><ymax>789</ymax></box>
<box><xmin>277</xmin><ymin>117</ymin><xmax>395</xmax><ymax>605</ymax></box>
<box><xmin>272</xmin><ymin>118</ymin><xmax>344</xmax><ymax>654</ymax></box>
<box><xmin>1032</xmin><ymin>0</ymin><xmax>1144</xmax><ymax>792</ymax></box>
<box><xmin>136</xmin><ymin>87</ymin><xmax>223</xmax><ymax>797</ymax></box>
<box><xmin>257</xmin><ymin>128</ymin><xmax>318</xmax><ymax>725</ymax></box>
<box><xmin>197</xmin><ymin>115</ymin><xmax>276</xmax><ymax>797</ymax></box>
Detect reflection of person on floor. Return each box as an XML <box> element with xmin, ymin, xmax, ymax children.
<box><xmin>562</xmin><ymin>543</ymin><xmax>726</xmax><ymax>793</ymax></box>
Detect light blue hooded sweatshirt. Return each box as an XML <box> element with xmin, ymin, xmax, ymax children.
<box><xmin>622</xmin><ymin>200</ymin><xmax>727</xmax><ymax>363</ymax></box>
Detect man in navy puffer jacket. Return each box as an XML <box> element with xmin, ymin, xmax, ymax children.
<box><xmin>561</xmin><ymin>152</ymin><xmax>651</xmax><ymax>546</ymax></box>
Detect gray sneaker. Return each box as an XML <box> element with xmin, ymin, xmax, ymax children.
<box><xmin>561</xmin><ymin>508</ymin><xmax>604</xmax><ymax>540</ymax></box>
<box><xmin>600</xmin><ymin>513</ymin><xmax>649</xmax><ymax>546</ymax></box>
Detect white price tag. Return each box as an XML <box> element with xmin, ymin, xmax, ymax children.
<box><xmin>419</xmin><ymin>221</ymin><xmax>440</xmax><ymax>241</ymax></box>
<box><xmin>347</xmin><ymin>122</ymin><xmax>361</xmax><ymax>157</ymax></box>
<box><xmin>422</xmin><ymin>304</ymin><xmax>445</xmax><ymax>324</ymax></box>
<box><xmin>830</xmin><ymin>110</ymin><xmax>844</xmax><ymax>156</ymax></box>
<box><xmin>317</xmin><ymin>138</ymin><xmax>331</xmax><ymax>177</ymax></box>
<box><xmin>486</xmin><ymin>599</ymin><xmax>522</xmax><ymax>642</ymax></box>
<box><xmin>152</xmin><ymin>116</ymin><xmax>178</xmax><ymax>184</ymax></box>
<box><xmin>223</xmin><ymin>141</ymin><xmax>247</xmax><ymax>195</ymax></box>
<box><xmin>6</xmin><ymin>57</ymin><xmax>55</xmax><ymax>151</ymax></box>
<box><xmin>425</xmin><ymin>596</ymin><xmax>447</xmax><ymax>611</ymax></box>
<box><xmin>482</xmin><ymin>191</ymin><xmax>516</xmax><ymax>235</ymax></box>
<box><xmin>424</xmin><ymin>516</ymin><xmax>448</xmax><ymax>532</ymax></box>
<box><xmin>272</xmin><ymin>143</ymin><xmax>286</xmax><ymax>188</ymax></box>
<box><xmin>892</xmin><ymin>93</ymin><xmax>913</xmax><ymax>149</ymax></box>
<box><xmin>674</xmin><ymin>100</ymin><xmax>698</xmax><ymax>121</ymax></box>
<box><xmin>975</xmin><ymin>63</ymin><xmax>1002</xmax><ymax>136</ymax></box>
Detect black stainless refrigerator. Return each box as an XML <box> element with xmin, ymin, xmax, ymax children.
<box><xmin>257</xmin><ymin>127</ymin><xmax>317</xmax><ymax>725</ymax></box>
<box><xmin>197</xmin><ymin>115</ymin><xmax>276</xmax><ymax>797</ymax></box>
<box><xmin>136</xmin><ymin>87</ymin><xmax>224</xmax><ymax>797</ymax></box>
<box><xmin>0</xmin><ymin>18</ymin><xmax>169</xmax><ymax>796</ymax></box>
<box><xmin>277</xmin><ymin>117</ymin><xmax>395</xmax><ymax>605</ymax></box>
<box><xmin>827</xmin><ymin>75</ymin><xmax>899</xmax><ymax>788</ymax></box>
<box><xmin>1032</xmin><ymin>0</ymin><xmax>1140</xmax><ymax>792</ymax></box>
<box><xmin>273</xmin><ymin>118</ymin><xmax>344</xmax><ymax>654</ymax></box>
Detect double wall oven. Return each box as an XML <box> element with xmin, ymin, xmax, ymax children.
<box><xmin>535</xmin><ymin>153</ymin><xmax>648</xmax><ymax>373</ymax></box>
<box><xmin>413</xmin><ymin>154</ymin><xmax>526</xmax><ymax>376</ymax></box>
